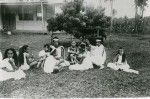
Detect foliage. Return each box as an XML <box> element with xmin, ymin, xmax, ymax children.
<box><xmin>112</xmin><ymin>16</ymin><xmax>150</xmax><ymax>34</ymax></box>
<box><xmin>47</xmin><ymin>0</ymin><xmax>110</xmax><ymax>39</ymax></box>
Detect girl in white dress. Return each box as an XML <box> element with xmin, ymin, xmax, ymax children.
<box><xmin>107</xmin><ymin>47</ymin><xmax>139</xmax><ymax>74</ymax></box>
<box><xmin>90</xmin><ymin>39</ymin><xmax>106</xmax><ymax>69</ymax></box>
<box><xmin>37</xmin><ymin>44</ymin><xmax>51</xmax><ymax>68</ymax></box>
<box><xmin>0</xmin><ymin>48</ymin><xmax>26</xmax><ymax>81</ymax></box>
<box><xmin>43</xmin><ymin>37</ymin><xmax>70</xmax><ymax>74</ymax></box>
<box><xmin>18</xmin><ymin>45</ymin><xmax>38</xmax><ymax>70</ymax></box>
<box><xmin>69</xmin><ymin>42</ymin><xmax>93</xmax><ymax>71</ymax></box>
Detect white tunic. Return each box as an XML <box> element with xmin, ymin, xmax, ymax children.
<box><xmin>90</xmin><ymin>45</ymin><xmax>106</xmax><ymax>66</ymax></box>
<box><xmin>0</xmin><ymin>58</ymin><xmax>26</xmax><ymax>81</ymax></box>
<box><xmin>107</xmin><ymin>55</ymin><xmax>139</xmax><ymax>74</ymax></box>
<box><xmin>69</xmin><ymin>51</ymin><xmax>93</xmax><ymax>71</ymax></box>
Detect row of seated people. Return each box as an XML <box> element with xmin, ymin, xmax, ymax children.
<box><xmin>0</xmin><ymin>37</ymin><xmax>139</xmax><ymax>82</ymax></box>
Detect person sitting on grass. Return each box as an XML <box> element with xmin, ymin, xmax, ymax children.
<box><xmin>67</xmin><ymin>41</ymin><xmax>79</xmax><ymax>65</ymax></box>
<box><xmin>107</xmin><ymin>47</ymin><xmax>139</xmax><ymax>74</ymax></box>
<box><xmin>37</xmin><ymin>44</ymin><xmax>51</xmax><ymax>68</ymax></box>
<box><xmin>18</xmin><ymin>45</ymin><xmax>38</xmax><ymax>70</ymax></box>
<box><xmin>43</xmin><ymin>37</ymin><xmax>70</xmax><ymax>74</ymax></box>
<box><xmin>69</xmin><ymin>42</ymin><xmax>93</xmax><ymax>71</ymax></box>
<box><xmin>51</xmin><ymin>37</ymin><xmax>70</xmax><ymax>67</ymax></box>
<box><xmin>90</xmin><ymin>39</ymin><xmax>106</xmax><ymax>69</ymax></box>
<box><xmin>0</xmin><ymin>48</ymin><xmax>26</xmax><ymax>81</ymax></box>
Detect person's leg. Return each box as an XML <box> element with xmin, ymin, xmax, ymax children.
<box><xmin>123</xmin><ymin>68</ymin><xmax>139</xmax><ymax>74</ymax></box>
<box><xmin>30</xmin><ymin>61</ymin><xmax>38</xmax><ymax>68</ymax></box>
<box><xmin>70</xmin><ymin>54</ymin><xmax>75</xmax><ymax>64</ymax></box>
<box><xmin>107</xmin><ymin>63</ymin><xmax>119</xmax><ymax>71</ymax></box>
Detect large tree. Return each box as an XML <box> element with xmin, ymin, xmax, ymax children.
<box><xmin>47</xmin><ymin>0</ymin><xmax>110</xmax><ymax>39</ymax></box>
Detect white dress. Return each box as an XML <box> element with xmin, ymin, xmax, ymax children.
<box><xmin>0</xmin><ymin>58</ymin><xmax>26</xmax><ymax>81</ymax></box>
<box><xmin>53</xmin><ymin>46</ymin><xmax>70</xmax><ymax>66</ymax></box>
<box><xmin>43</xmin><ymin>46</ymin><xmax>70</xmax><ymax>74</ymax></box>
<box><xmin>90</xmin><ymin>45</ymin><xmax>106</xmax><ymax>67</ymax></box>
<box><xmin>44</xmin><ymin>55</ymin><xmax>58</xmax><ymax>73</ymax></box>
<box><xmin>20</xmin><ymin>53</ymin><xmax>30</xmax><ymax>70</ymax></box>
<box><xmin>107</xmin><ymin>55</ymin><xmax>139</xmax><ymax>74</ymax></box>
<box><xmin>69</xmin><ymin>51</ymin><xmax>93</xmax><ymax>71</ymax></box>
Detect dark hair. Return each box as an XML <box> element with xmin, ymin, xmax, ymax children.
<box><xmin>44</xmin><ymin>44</ymin><xmax>50</xmax><ymax>52</ymax></box>
<box><xmin>4</xmin><ymin>48</ymin><xmax>18</xmax><ymax>66</ymax></box>
<box><xmin>117</xmin><ymin>47</ymin><xmax>126</xmax><ymax>62</ymax></box>
<box><xmin>44</xmin><ymin>44</ymin><xmax>49</xmax><ymax>48</ymax></box>
<box><xmin>18</xmin><ymin>45</ymin><xmax>29</xmax><ymax>66</ymax></box>
<box><xmin>79</xmin><ymin>42</ymin><xmax>86</xmax><ymax>53</ymax></box>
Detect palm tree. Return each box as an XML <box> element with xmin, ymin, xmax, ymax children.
<box><xmin>105</xmin><ymin>0</ymin><xmax>114</xmax><ymax>36</ymax></box>
<box><xmin>134</xmin><ymin>0</ymin><xmax>149</xmax><ymax>34</ymax></box>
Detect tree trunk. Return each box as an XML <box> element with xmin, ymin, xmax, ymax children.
<box><xmin>134</xmin><ymin>0</ymin><xmax>138</xmax><ymax>34</ymax></box>
<box><xmin>110</xmin><ymin>0</ymin><xmax>113</xmax><ymax>36</ymax></box>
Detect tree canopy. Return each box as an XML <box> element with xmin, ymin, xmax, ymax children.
<box><xmin>47</xmin><ymin>0</ymin><xmax>110</xmax><ymax>39</ymax></box>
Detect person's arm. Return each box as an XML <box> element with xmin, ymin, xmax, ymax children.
<box><xmin>2</xmin><ymin>67</ymin><xmax>15</xmax><ymax>72</ymax></box>
<box><xmin>68</xmin><ymin>47</ymin><xmax>75</xmax><ymax>54</ymax></box>
<box><xmin>8</xmin><ymin>59</ymin><xmax>18</xmax><ymax>70</ymax></box>
<box><xmin>78</xmin><ymin>56</ymin><xmax>85</xmax><ymax>64</ymax></box>
<box><xmin>113</xmin><ymin>55</ymin><xmax>118</xmax><ymax>63</ymax></box>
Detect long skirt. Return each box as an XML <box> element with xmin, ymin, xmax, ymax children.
<box><xmin>0</xmin><ymin>69</ymin><xmax>26</xmax><ymax>81</ymax></box>
<box><xmin>69</xmin><ymin>55</ymin><xmax>93</xmax><ymax>71</ymax></box>
<box><xmin>107</xmin><ymin>63</ymin><xmax>139</xmax><ymax>74</ymax></box>
<box><xmin>44</xmin><ymin>56</ymin><xmax>70</xmax><ymax>74</ymax></box>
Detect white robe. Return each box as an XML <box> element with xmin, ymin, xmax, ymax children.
<box><xmin>20</xmin><ymin>53</ymin><xmax>30</xmax><ymax>70</ymax></box>
<box><xmin>43</xmin><ymin>46</ymin><xmax>70</xmax><ymax>74</ymax></box>
<box><xmin>0</xmin><ymin>58</ymin><xmax>26</xmax><ymax>81</ymax></box>
<box><xmin>107</xmin><ymin>55</ymin><xmax>139</xmax><ymax>74</ymax></box>
<box><xmin>90</xmin><ymin>45</ymin><xmax>106</xmax><ymax>67</ymax></box>
<box><xmin>69</xmin><ymin>51</ymin><xmax>93</xmax><ymax>71</ymax></box>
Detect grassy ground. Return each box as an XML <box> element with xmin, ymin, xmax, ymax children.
<box><xmin>0</xmin><ymin>33</ymin><xmax>150</xmax><ymax>98</ymax></box>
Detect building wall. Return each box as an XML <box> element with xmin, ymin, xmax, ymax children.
<box><xmin>15</xmin><ymin>4</ymin><xmax>51</xmax><ymax>31</ymax></box>
<box><xmin>16</xmin><ymin>21</ymin><xmax>47</xmax><ymax>31</ymax></box>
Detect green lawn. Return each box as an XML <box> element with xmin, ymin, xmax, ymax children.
<box><xmin>0</xmin><ymin>33</ymin><xmax>150</xmax><ymax>98</ymax></box>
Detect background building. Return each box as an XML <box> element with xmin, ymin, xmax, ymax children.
<box><xmin>0</xmin><ymin>0</ymin><xmax>67</xmax><ymax>33</ymax></box>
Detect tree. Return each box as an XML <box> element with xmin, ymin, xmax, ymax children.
<box><xmin>104</xmin><ymin>0</ymin><xmax>116</xmax><ymax>36</ymax></box>
<box><xmin>47</xmin><ymin>0</ymin><xmax>110</xmax><ymax>40</ymax></box>
<box><xmin>134</xmin><ymin>0</ymin><xmax>149</xmax><ymax>34</ymax></box>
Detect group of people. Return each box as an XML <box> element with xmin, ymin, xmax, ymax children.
<box><xmin>0</xmin><ymin>37</ymin><xmax>139</xmax><ymax>82</ymax></box>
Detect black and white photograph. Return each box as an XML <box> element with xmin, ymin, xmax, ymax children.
<box><xmin>0</xmin><ymin>0</ymin><xmax>150</xmax><ymax>98</ymax></box>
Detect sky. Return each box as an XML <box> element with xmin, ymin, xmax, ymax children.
<box><xmin>0</xmin><ymin>0</ymin><xmax>150</xmax><ymax>18</ymax></box>
<box><xmin>84</xmin><ymin>0</ymin><xmax>150</xmax><ymax>18</ymax></box>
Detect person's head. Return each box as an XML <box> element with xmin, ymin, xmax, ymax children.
<box><xmin>71</xmin><ymin>41</ymin><xmax>76</xmax><ymax>47</ymax></box>
<box><xmin>18</xmin><ymin>45</ymin><xmax>29</xmax><ymax>65</ymax></box>
<box><xmin>43</xmin><ymin>44</ymin><xmax>50</xmax><ymax>52</ymax></box>
<box><xmin>4</xmin><ymin>48</ymin><xmax>18</xmax><ymax>65</ymax></box>
<box><xmin>21</xmin><ymin>45</ymin><xmax>29</xmax><ymax>53</ymax></box>
<box><xmin>96</xmin><ymin>39</ymin><xmax>102</xmax><ymax>46</ymax></box>
<box><xmin>118</xmin><ymin>47</ymin><xmax>124</xmax><ymax>55</ymax></box>
<box><xmin>53</xmin><ymin>37</ymin><xmax>59</xmax><ymax>47</ymax></box>
<box><xmin>79</xmin><ymin>42</ymin><xmax>86</xmax><ymax>52</ymax></box>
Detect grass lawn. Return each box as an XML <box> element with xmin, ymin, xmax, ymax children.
<box><xmin>0</xmin><ymin>33</ymin><xmax>150</xmax><ymax>98</ymax></box>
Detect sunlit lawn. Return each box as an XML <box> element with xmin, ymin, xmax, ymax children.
<box><xmin>0</xmin><ymin>32</ymin><xmax>150</xmax><ymax>98</ymax></box>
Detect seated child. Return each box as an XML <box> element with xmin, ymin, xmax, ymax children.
<box><xmin>0</xmin><ymin>48</ymin><xmax>26</xmax><ymax>81</ymax></box>
<box><xmin>67</xmin><ymin>41</ymin><xmax>79</xmax><ymax>64</ymax></box>
<box><xmin>18</xmin><ymin>45</ymin><xmax>38</xmax><ymax>70</ymax></box>
<box><xmin>107</xmin><ymin>47</ymin><xmax>139</xmax><ymax>74</ymax></box>
<box><xmin>37</xmin><ymin>44</ymin><xmax>50</xmax><ymax>68</ymax></box>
